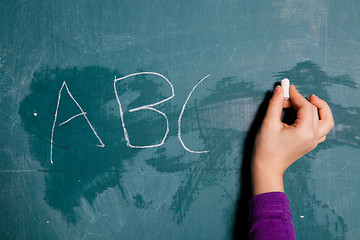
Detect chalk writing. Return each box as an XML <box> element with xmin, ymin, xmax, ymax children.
<box><xmin>58</xmin><ymin>112</ymin><xmax>87</xmax><ymax>126</ymax></box>
<box><xmin>50</xmin><ymin>81</ymin><xmax>105</xmax><ymax>165</ymax></box>
<box><xmin>50</xmin><ymin>73</ymin><xmax>210</xmax><ymax>164</ymax></box>
<box><xmin>114</xmin><ymin>72</ymin><xmax>175</xmax><ymax>148</ymax></box>
<box><xmin>114</xmin><ymin>72</ymin><xmax>210</xmax><ymax>153</ymax></box>
<box><xmin>178</xmin><ymin>74</ymin><xmax>210</xmax><ymax>153</ymax></box>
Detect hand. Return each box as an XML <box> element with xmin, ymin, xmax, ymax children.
<box><xmin>251</xmin><ymin>85</ymin><xmax>334</xmax><ymax>196</ymax></box>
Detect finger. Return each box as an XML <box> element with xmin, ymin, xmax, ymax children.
<box><xmin>289</xmin><ymin>85</ymin><xmax>310</xmax><ymax>110</ymax></box>
<box><xmin>309</xmin><ymin>94</ymin><xmax>335</xmax><ymax>137</ymax></box>
<box><xmin>263</xmin><ymin>85</ymin><xmax>284</xmax><ymax>126</ymax></box>
<box><xmin>312</xmin><ymin>104</ymin><xmax>319</xmax><ymax>135</ymax></box>
<box><xmin>283</xmin><ymin>99</ymin><xmax>292</xmax><ymax>109</ymax></box>
<box><xmin>289</xmin><ymin>85</ymin><xmax>314</xmax><ymax>128</ymax></box>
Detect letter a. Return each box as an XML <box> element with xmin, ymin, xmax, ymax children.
<box><xmin>50</xmin><ymin>81</ymin><xmax>105</xmax><ymax>165</ymax></box>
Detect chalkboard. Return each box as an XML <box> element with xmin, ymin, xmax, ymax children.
<box><xmin>1</xmin><ymin>1</ymin><xmax>360</xmax><ymax>239</ymax></box>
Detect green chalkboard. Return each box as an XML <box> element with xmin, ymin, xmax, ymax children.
<box><xmin>1</xmin><ymin>1</ymin><xmax>360</xmax><ymax>239</ymax></box>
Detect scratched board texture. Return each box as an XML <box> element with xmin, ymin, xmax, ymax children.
<box><xmin>1</xmin><ymin>0</ymin><xmax>360</xmax><ymax>239</ymax></box>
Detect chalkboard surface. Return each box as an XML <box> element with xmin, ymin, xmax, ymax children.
<box><xmin>1</xmin><ymin>1</ymin><xmax>360</xmax><ymax>239</ymax></box>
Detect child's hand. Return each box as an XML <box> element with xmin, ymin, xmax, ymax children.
<box><xmin>251</xmin><ymin>85</ymin><xmax>334</xmax><ymax>196</ymax></box>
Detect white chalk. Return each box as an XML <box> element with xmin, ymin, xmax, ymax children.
<box><xmin>281</xmin><ymin>78</ymin><xmax>290</xmax><ymax>100</ymax></box>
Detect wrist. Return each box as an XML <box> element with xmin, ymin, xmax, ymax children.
<box><xmin>251</xmin><ymin>160</ymin><xmax>285</xmax><ymax>197</ymax></box>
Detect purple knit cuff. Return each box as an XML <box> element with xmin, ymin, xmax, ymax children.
<box><xmin>248</xmin><ymin>192</ymin><xmax>296</xmax><ymax>240</ymax></box>
<box><xmin>249</xmin><ymin>192</ymin><xmax>290</xmax><ymax>216</ymax></box>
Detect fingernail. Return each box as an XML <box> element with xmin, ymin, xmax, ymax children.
<box><xmin>274</xmin><ymin>86</ymin><xmax>281</xmax><ymax>94</ymax></box>
<box><xmin>311</xmin><ymin>94</ymin><xmax>318</xmax><ymax>99</ymax></box>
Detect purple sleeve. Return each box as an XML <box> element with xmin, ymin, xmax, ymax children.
<box><xmin>248</xmin><ymin>192</ymin><xmax>296</xmax><ymax>240</ymax></box>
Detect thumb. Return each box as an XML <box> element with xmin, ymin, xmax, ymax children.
<box><xmin>263</xmin><ymin>85</ymin><xmax>284</xmax><ymax>125</ymax></box>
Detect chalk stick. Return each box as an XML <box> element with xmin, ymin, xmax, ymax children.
<box><xmin>281</xmin><ymin>78</ymin><xmax>290</xmax><ymax>100</ymax></box>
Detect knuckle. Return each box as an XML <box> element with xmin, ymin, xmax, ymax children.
<box><xmin>330</xmin><ymin>119</ymin><xmax>335</xmax><ymax>129</ymax></box>
<box><xmin>326</xmin><ymin>119</ymin><xmax>335</xmax><ymax>131</ymax></box>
